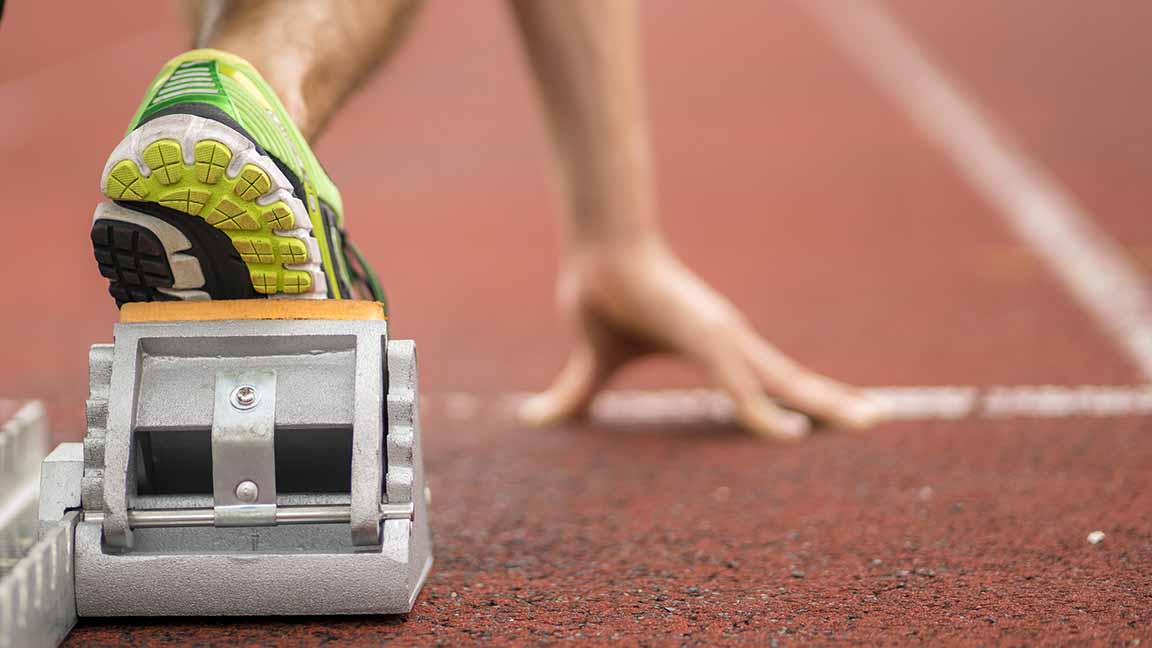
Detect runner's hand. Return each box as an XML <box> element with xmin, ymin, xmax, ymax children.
<box><xmin>520</xmin><ymin>240</ymin><xmax>887</xmax><ymax>439</ymax></box>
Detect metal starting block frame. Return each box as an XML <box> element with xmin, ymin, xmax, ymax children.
<box><xmin>37</xmin><ymin>300</ymin><xmax>432</xmax><ymax>627</ymax></box>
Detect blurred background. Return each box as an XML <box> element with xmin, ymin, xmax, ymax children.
<box><xmin>3</xmin><ymin>1</ymin><xmax>1151</xmax><ymax>441</ymax></box>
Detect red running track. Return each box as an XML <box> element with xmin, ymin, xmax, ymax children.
<box><xmin>0</xmin><ymin>0</ymin><xmax>1148</xmax><ymax>645</ymax></box>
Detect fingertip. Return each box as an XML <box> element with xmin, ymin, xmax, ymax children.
<box><xmin>740</xmin><ymin>401</ymin><xmax>812</xmax><ymax>441</ymax></box>
<box><xmin>518</xmin><ymin>392</ymin><xmax>561</xmax><ymax>427</ymax></box>
<box><xmin>840</xmin><ymin>393</ymin><xmax>890</xmax><ymax>429</ymax></box>
<box><xmin>518</xmin><ymin>389</ymin><xmax>593</xmax><ymax>427</ymax></box>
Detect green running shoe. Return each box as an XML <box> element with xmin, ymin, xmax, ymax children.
<box><xmin>92</xmin><ymin>49</ymin><xmax>384</xmax><ymax>306</ymax></box>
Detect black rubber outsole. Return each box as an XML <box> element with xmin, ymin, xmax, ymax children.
<box><xmin>92</xmin><ymin>202</ymin><xmax>258</xmax><ymax>306</ymax></box>
<box><xmin>91</xmin><ymin>219</ymin><xmax>179</xmax><ymax>307</ymax></box>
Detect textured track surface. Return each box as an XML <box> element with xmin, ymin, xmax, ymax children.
<box><xmin>1</xmin><ymin>0</ymin><xmax>1150</xmax><ymax>645</ymax></box>
<box><xmin>71</xmin><ymin>415</ymin><xmax>1152</xmax><ymax>646</ymax></box>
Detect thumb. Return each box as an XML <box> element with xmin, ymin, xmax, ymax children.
<box><xmin>520</xmin><ymin>343</ymin><xmax>614</xmax><ymax>426</ymax></box>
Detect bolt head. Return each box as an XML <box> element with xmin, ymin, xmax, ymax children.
<box><xmin>230</xmin><ymin>385</ymin><xmax>259</xmax><ymax>410</ymax></box>
<box><xmin>235</xmin><ymin>480</ymin><xmax>259</xmax><ymax>503</ymax></box>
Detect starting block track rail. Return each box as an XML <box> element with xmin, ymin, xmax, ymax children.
<box><xmin>0</xmin><ymin>401</ymin><xmax>72</xmax><ymax>648</ymax></box>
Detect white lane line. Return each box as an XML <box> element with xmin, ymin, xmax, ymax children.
<box><xmin>800</xmin><ymin>0</ymin><xmax>1152</xmax><ymax>380</ymax></box>
<box><xmin>423</xmin><ymin>385</ymin><xmax>1152</xmax><ymax>424</ymax></box>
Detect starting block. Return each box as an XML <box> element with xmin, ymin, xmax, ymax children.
<box><xmin>29</xmin><ymin>300</ymin><xmax>431</xmax><ymax>637</ymax></box>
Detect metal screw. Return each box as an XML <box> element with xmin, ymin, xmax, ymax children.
<box><xmin>235</xmin><ymin>480</ymin><xmax>259</xmax><ymax>503</ymax></box>
<box><xmin>230</xmin><ymin>385</ymin><xmax>259</xmax><ymax>410</ymax></box>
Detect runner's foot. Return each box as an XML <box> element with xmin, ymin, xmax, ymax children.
<box><xmin>93</xmin><ymin>49</ymin><xmax>383</xmax><ymax>306</ymax></box>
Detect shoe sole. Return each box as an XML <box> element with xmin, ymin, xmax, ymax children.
<box><xmin>97</xmin><ymin>114</ymin><xmax>327</xmax><ymax>300</ymax></box>
<box><xmin>92</xmin><ymin>201</ymin><xmax>263</xmax><ymax>305</ymax></box>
